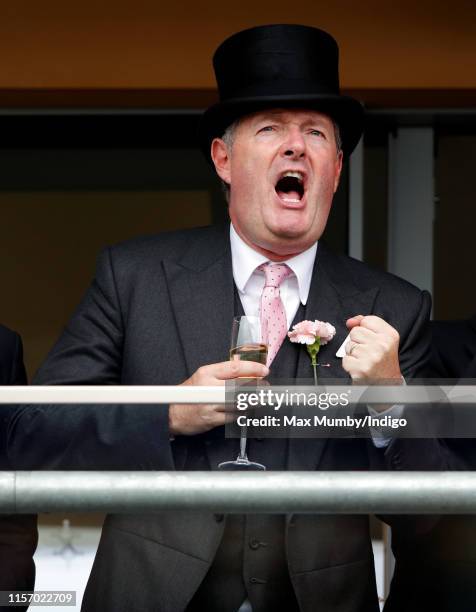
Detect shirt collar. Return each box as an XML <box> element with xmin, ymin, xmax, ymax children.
<box><xmin>230</xmin><ymin>223</ymin><xmax>317</xmax><ymax>305</ymax></box>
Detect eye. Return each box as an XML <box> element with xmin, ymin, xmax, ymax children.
<box><xmin>258</xmin><ymin>125</ymin><xmax>275</xmax><ymax>133</ymax></box>
<box><xmin>310</xmin><ymin>129</ymin><xmax>325</xmax><ymax>137</ymax></box>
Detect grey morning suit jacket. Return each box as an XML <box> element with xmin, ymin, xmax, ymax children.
<box><xmin>8</xmin><ymin>225</ymin><xmax>455</xmax><ymax>612</ymax></box>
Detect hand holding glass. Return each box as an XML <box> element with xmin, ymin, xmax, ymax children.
<box><xmin>218</xmin><ymin>316</ymin><xmax>268</xmax><ymax>470</ymax></box>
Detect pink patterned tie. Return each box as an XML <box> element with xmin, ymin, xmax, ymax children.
<box><xmin>258</xmin><ymin>263</ymin><xmax>292</xmax><ymax>367</ymax></box>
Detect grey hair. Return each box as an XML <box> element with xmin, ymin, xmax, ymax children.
<box><xmin>219</xmin><ymin>117</ymin><xmax>342</xmax><ymax>202</ymax></box>
<box><xmin>219</xmin><ymin>120</ymin><xmax>240</xmax><ymax>201</ymax></box>
<box><xmin>333</xmin><ymin>122</ymin><xmax>342</xmax><ymax>154</ymax></box>
<box><xmin>221</xmin><ymin>119</ymin><xmax>240</xmax><ymax>151</ymax></box>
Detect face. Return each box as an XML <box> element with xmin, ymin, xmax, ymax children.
<box><xmin>211</xmin><ymin>108</ymin><xmax>343</xmax><ymax>259</ymax></box>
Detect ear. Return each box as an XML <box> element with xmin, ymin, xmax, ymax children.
<box><xmin>333</xmin><ymin>150</ymin><xmax>343</xmax><ymax>193</ymax></box>
<box><xmin>211</xmin><ymin>138</ymin><xmax>231</xmax><ymax>185</ymax></box>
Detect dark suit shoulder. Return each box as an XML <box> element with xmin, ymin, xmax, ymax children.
<box><xmin>318</xmin><ymin>244</ymin><xmax>425</xmax><ymax>299</ymax></box>
<box><xmin>107</xmin><ymin>225</ymin><xmax>228</xmax><ymax>268</ymax></box>
<box><xmin>86</xmin><ymin>226</ymin><xmax>231</xmax><ymax>298</ymax></box>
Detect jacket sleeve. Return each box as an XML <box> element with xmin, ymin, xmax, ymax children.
<box><xmin>7</xmin><ymin>248</ymin><xmax>175</xmax><ymax>471</ymax></box>
<box><xmin>396</xmin><ymin>289</ymin><xmax>432</xmax><ymax>380</ymax></box>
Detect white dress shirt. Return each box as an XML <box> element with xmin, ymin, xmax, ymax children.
<box><xmin>230</xmin><ymin>223</ymin><xmax>316</xmax><ymax>327</ymax></box>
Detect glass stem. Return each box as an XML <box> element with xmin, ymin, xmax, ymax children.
<box><xmin>313</xmin><ymin>363</ymin><xmax>318</xmax><ymax>386</ymax></box>
<box><xmin>239</xmin><ymin>424</ymin><xmax>248</xmax><ymax>460</ymax></box>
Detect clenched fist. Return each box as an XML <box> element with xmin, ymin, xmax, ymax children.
<box><xmin>342</xmin><ymin>315</ymin><xmax>402</xmax><ymax>382</ymax></box>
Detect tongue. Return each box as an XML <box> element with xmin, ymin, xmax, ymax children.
<box><xmin>277</xmin><ymin>189</ymin><xmax>301</xmax><ymax>201</ymax></box>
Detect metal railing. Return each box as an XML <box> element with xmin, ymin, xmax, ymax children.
<box><xmin>1</xmin><ymin>384</ymin><xmax>475</xmax><ymax>404</ymax></box>
<box><xmin>1</xmin><ymin>471</ymin><xmax>476</xmax><ymax>514</ymax></box>
<box><xmin>2</xmin><ymin>385</ymin><xmax>476</xmax><ymax>515</ymax></box>
<box><xmin>0</xmin><ymin>385</ymin><xmax>226</xmax><ymax>404</ymax></box>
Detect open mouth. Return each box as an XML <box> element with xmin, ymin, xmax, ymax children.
<box><xmin>275</xmin><ymin>172</ymin><xmax>305</xmax><ymax>204</ymax></box>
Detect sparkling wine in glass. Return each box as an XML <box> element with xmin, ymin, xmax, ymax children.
<box><xmin>218</xmin><ymin>315</ymin><xmax>268</xmax><ymax>470</ymax></box>
<box><xmin>230</xmin><ymin>343</ymin><xmax>268</xmax><ymax>367</ymax></box>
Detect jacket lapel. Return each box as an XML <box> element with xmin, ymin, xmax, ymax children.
<box><xmin>162</xmin><ymin>226</ymin><xmax>235</xmax><ymax>377</ymax></box>
<box><xmin>163</xmin><ymin>225</ymin><xmax>241</xmax><ymax>470</ymax></box>
<box><xmin>288</xmin><ymin>243</ymin><xmax>380</xmax><ymax>472</ymax></box>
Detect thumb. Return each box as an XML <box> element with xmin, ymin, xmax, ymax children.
<box><xmin>346</xmin><ymin>314</ymin><xmax>365</xmax><ymax>330</ymax></box>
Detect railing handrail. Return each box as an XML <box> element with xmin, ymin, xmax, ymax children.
<box><xmin>2</xmin><ymin>387</ymin><xmax>476</xmax><ymax>515</ymax></box>
<box><xmin>0</xmin><ymin>385</ymin><xmax>226</xmax><ymax>403</ymax></box>
<box><xmin>1</xmin><ymin>471</ymin><xmax>476</xmax><ymax>514</ymax></box>
<box><xmin>1</xmin><ymin>384</ymin><xmax>475</xmax><ymax>404</ymax></box>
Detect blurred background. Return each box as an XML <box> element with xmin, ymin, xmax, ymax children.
<box><xmin>1</xmin><ymin>0</ymin><xmax>475</xmax><ymax>378</ymax></box>
<box><xmin>0</xmin><ymin>0</ymin><xmax>475</xmax><ymax>608</ymax></box>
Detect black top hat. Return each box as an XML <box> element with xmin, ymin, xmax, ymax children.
<box><xmin>198</xmin><ymin>24</ymin><xmax>364</xmax><ymax>160</ymax></box>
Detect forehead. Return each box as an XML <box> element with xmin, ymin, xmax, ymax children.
<box><xmin>238</xmin><ymin>108</ymin><xmax>334</xmax><ymax>128</ymax></box>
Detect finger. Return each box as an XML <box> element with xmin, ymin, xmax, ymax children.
<box><xmin>215</xmin><ymin>403</ymin><xmax>233</xmax><ymax>413</ymax></box>
<box><xmin>359</xmin><ymin>315</ymin><xmax>399</xmax><ymax>338</ymax></box>
<box><xmin>349</xmin><ymin>326</ymin><xmax>376</xmax><ymax>345</ymax></box>
<box><xmin>341</xmin><ymin>354</ymin><xmax>361</xmax><ymax>377</ymax></box>
<box><xmin>217</xmin><ymin>360</ymin><xmax>269</xmax><ymax>380</ymax></box>
<box><xmin>346</xmin><ymin>315</ymin><xmax>365</xmax><ymax>329</ymax></box>
<box><xmin>199</xmin><ymin>404</ymin><xmax>227</xmax><ymax>428</ymax></box>
<box><xmin>224</xmin><ymin>412</ymin><xmax>237</xmax><ymax>425</ymax></box>
<box><xmin>345</xmin><ymin>341</ymin><xmax>363</xmax><ymax>358</ymax></box>
<box><xmin>193</xmin><ymin>361</ymin><xmax>269</xmax><ymax>383</ymax></box>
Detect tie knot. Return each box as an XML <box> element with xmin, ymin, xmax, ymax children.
<box><xmin>258</xmin><ymin>263</ymin><xmax>292</xmax><ymax>288</ymax></box>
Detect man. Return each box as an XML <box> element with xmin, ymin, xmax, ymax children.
<box><xmin>0</xmin><ymin>325</ymin><xmax>38</xmax><ymax>611</ymax></box>
<box><xmin>8</xmin><ymin>25</ymin><xmax>455</xmax><ymax>612</ymax></box>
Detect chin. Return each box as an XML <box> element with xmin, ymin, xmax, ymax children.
<box><xmin>266</xmin><ymin>230</ymin><xmax>315</xmax><ymax>254</ymax></box>
<box><xmin>271</xmin><ymin>221</ymin><xmax>314</xmax><ymax>241</ymax></box>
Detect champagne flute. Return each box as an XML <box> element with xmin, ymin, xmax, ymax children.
<box><xmin>218</xmin><ymin>316</ymin><xmax>268</xmax><ymax>470</ymax></box>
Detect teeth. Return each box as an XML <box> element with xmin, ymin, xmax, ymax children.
<box><xmin>282</xmin><ymin>171</ymin><xmax>303</xmax><ymax>183</ymax></box>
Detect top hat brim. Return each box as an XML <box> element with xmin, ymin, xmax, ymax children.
<box><xmin>198</xmin><ymin>93</ymin><xmax>364</xmax><ymax>162</ymax></box>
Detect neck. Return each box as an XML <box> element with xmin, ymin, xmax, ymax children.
<box><xmin>251</xmin><ymin>244</ymin><xmax>302</xmax><ymax>262</ymax></box>
<box><xmin>232</xmin><ymin>225</ymin><xmax>305</xmax><ymax>262</ymax></box>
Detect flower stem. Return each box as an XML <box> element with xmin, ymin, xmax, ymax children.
<box><xmin>306</xmin><ymin>338</ymin><xmax>321</xmax><ymax>386</ymax></box>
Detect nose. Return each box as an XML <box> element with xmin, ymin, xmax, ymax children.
<box><xmin>280</xmin><ymin>126</ymin><xmax>305</xmax><ymax>159</ymax></box>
